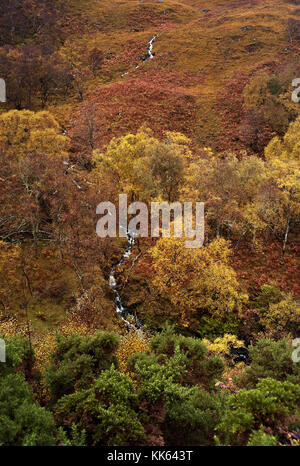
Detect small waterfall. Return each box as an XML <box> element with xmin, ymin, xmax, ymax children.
<box><xmin>147</xmin><ymin>35</ymin><xmax>156</xmax><ymax>59</ymax></box>
<box><xmin>109</xmin><ymin>228</ymin><xmax>143</xmax><ymax>332</ymax></box>
<box><xmin>122</xmin><ymin>35</ymin><xmax>157</xmax><ymax>76</ymax></box>
<box><xmin>140</xmin><ymin>35</ymin><xmax>156</xmax><ymax>63</ymax></box>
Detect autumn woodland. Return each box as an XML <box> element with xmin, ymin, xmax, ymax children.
<box><xmin>0</xmin><ymin>0</ymin><xmax>299</xmax><ymax>448</ymax></box>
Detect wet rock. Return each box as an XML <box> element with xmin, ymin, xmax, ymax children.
<box><xmin>229</xmin><ymin>346</ymin><xmax>251</xmax><ymax>365</ymax></box>
<box><xmin>138</xmin><ymin>54</ymin><xmax>148</xmax><ymax>61</ymax></box>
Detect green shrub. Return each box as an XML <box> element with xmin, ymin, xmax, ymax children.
<box><xmin>247</xmin><ymin>426</ymin><xmax>277</xmax><ymax>446</ymax></box>
<box><xmin>255</xmin><ymin>284</ymin><xmax>283</xmax><ymax>313</ymax></box>
<box><xmin>149</xmin><ymin>325</ymin><xmax>224</xmax><ymax>389</ymax></box>
<box><xmin>217</xmin><ymin>378</ymin><xmax>300</xmax><ymax>445</ymax></box>
<box><xmin>55</xmin><ymin>366</ymin><xmax>145</xmax><ymax>446</ymax></box>
<box><xmin>45</xmin><ymin>331</ymin><xmax>119</xmax><ymax>403</ymax></box>
<box><xmin>165</xmin><ymin>388</ymin><xmax>227</xmax><ymax>445</ymax></box>
<box><xmin>57</xmin><ymin>424</ymin><xmax>86</xmax><ymax>446</ymax></box>
<box><xmin>0</xmin><ymin>333</ymin><xmax>33</xmax><ymax>377</ymax></box>
<box><xmin>236</xmin><ymin>338</ymin><xmax>300</xmax><ymax>388</ymax></box>
<box><xmin>0</xmin><ymin>335</ymin><xmax>55</xmax><ymax>446</ymax></box>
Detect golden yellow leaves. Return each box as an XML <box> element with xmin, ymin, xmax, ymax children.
<box><xmin>266</xmin><ymin>115</ymin><xmax>300</xmax><ymax>162</ymax></box>
<box><xmin>93</xmin><ymin>127</ymin><xmax>190</xmax><ymax>201</ymax></box>
<box><xmin>205</xmin><ymin>334</ymin><xmax>246</xmax><ymax>384</ymax></box>
<box><xmin>203</xmin><ymin>333</ymin><xmax>244</xmax><ymax>359</ymax></box>
<box><xmin>261</xmin><ymin>294</ymin><xmax>300</xmax><ymax>338</ymax></box>
<box><xmin>265</xmin><ymin>116</ymin><xmax>300</xmax><ymax>198</ymax></box>
<box><xmin>0</xmin><ymin>110</ymin><xmax>69</xmax><ymax>161</ymax></box>
<box><xmin>0</xmin><ymin>311</ymin><xmax>25</xmax><ymax>338</ymax></box>
<box><xmin>116</xmin><ymin>332</ymin><xmax>150</xmax><ymax>375</ymax></box>
<box><xmin>149</xmin><ymin>236</ymin><xmax>247</xmax><ymax>325</ymax></box>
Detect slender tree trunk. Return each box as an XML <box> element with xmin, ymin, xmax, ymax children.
<box><xmin>22</xmin><ymin>266</ymin><xmax>33</xmax><ymax>297</ymax></box>
<box><xmin>264</xmin><ymin>226</ymin><xmax>270</xmax><ymax>245</ymax></box>
<box><xmin>72</xmin><ymin>263</ymin><xmax>85</xmax><ymax>292</ymax></box>
<box><xmin>21</xmin><ymin>291</ymin><xmax>33</xmax><ymax>366</ymax></box>
<box><xmin>59</xmin><ymin>243</ymin><xmax>65</xmax><ymax>263</ymax></box>
<box><xmin>234</xmin><ymin>230</ymin><xmax>246</xmax><ymax>255</ymax></box>
<box><xmin>280</xmin><ymin>211</ymin><xmax>291</xmax><ymax>262</ymax></box>
<box><xmin>251</xmin><ymin>230</ymin><xmax>256</xmax><ymax>251</ymax></box>
<box><xmin>24</xmin><ymin>304</ymin><xmax>33</xmax><ymax>356</ymax></box>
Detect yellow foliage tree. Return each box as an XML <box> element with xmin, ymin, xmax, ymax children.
<box><xmin>0</xmin><ymin>110</ymin><xmax>70</xmax><ymax>247</ymax></box>
<box><xmin>265</xmin><ymin>115</ymin><xmax>300</xmax><ymax>161</ymax></box>
<box><xmin>202</xmin><ymin>334</ymin><xmax>244</xmax><ymax>358</ymax></box>
<box><xmin>202</xmin><ymin>334</ymin><xmax>246</xmax><ymax>378</ymax></box>
<box><xmin>182</xmin><ymin>152</ymin><xmax>267</xmax><ymax>247</ymax></box>
<box><xmin>59</xmin><ymin>39</ymin><xmax>93</xmax><ymax>101</ymax></box>
<box><xmin>265</xmin><ymin>122</ymin><xmax>300</xmax><ymax>259</ymax></box>
<box><xmin>149</xmin><ymin>236</ymin><xmax>247</xmax><ymax>326</ymax></box>
<box><xmin>261</xmin><ymin>294</ymin><xmax>300</xmax><ymax>338</ymax></box>
<box><xmin>0</xmin><ymin>110</ymin><xmax>69</xmax><ymax>161</ymax></box>
<box><xmin>93</xmin><ymin>127</ymin><xmax>191</xmax><ymax>201</ymax></box>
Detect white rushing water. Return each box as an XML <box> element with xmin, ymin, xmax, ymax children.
<box><xmin>122</xmin><ymin>35</ymin><xmax>157</xmax><ymax>77</ymax></box>
<box><xmin>147</xmin><ymin>35</ymin><xmax>156</xmax><ymax>59</ymax></box>
<box><xmin>112</xmin><ymin>35</ymin><xmax>157</xmax><ymax>330</ymax></box>
<box><xmin>109</xmin><ymin>226</ymin><xmax>143</xmax><ymax>332</ymax></box>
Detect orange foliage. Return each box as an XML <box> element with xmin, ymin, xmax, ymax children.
<box><xmin>70</xmin><ymin>72</ymin><xmax>197</xmax><ymax>152</ymax></box>
<box><xmin>233</xmin><ymin>240</ymin><xmax>300</xmax><ymax>297</ymax></box>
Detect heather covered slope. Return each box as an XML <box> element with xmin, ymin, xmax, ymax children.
<box><xmin>1</xmin><ymin>0</ymin><xmax>300</xmax><ymax>149</ymax></box>
<box><xmin>60</xmin><ymin>0</ymin><xmax>300</xmax><ymax>149</ymax></box>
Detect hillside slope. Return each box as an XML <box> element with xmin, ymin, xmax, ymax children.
<box><xmin>55</xmin><ymin>0</ymin><xmax>300</xmax><ymax>150</ymax></box>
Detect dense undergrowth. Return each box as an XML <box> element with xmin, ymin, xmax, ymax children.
<box><xmin>0</xmin><ymin>328</ymin><xmax>299</xmax><ymax>446</ymax></box>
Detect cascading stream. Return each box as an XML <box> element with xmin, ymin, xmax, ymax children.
<box><xmin>112</xmin><ymin>35</ymin><xmax>157</xmax><ymax>330</ymax></box>
<box><xmin>122</xmin><ymin>35</ymin><xmax>156</xmax><ymax>76</ymax></box>
<box><xmin>109</xmin><ymin>226</ymin><xmax>142</xmax><ymax>332</ymax></box>
<box><xmin>147</xmin><ymin>35</ymin><xmax>156</xmax><ymax>59</ymax></box>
